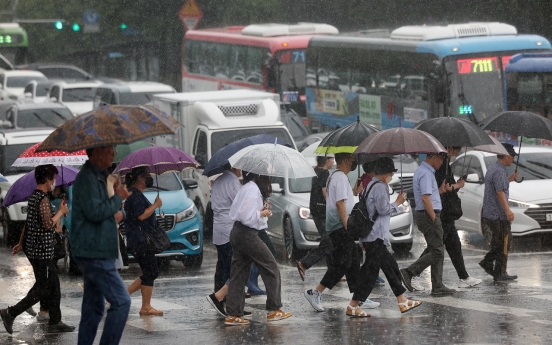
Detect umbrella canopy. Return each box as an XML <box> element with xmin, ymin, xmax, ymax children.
<box><xmin>314</xmin><ymin>120</ymin><xmax>379</xmax><ymax>155</ymax></box>
<box><xmin>479</xmin><ymin>111</ymin><xmax>552</xmax><ymax>140</ymax></box>
<box><xmin>228</xmin><ymin>143</ymin><xmax>316</xmax><ymax>179</ymax></box>
<box><xmin>471</xmin><ymin>135</ymin><xmax>509</xmax><ymax>155</ymax></box>
<box><xmin>203</xmin><ymin>134</ymin><xmax>292</xmax><ymax>177</ymax></box>
<box><xmin>414</xmin><ymin>117</ymin><xmax>493</xmax><ymax>147</ymax></box>
<box><xmin>300</xmin><ymin>141</ymin><xmax>334</xmax><ymax>157</ymax></box>
<box><xmin>1</xmin><ymin>166</ymin><xmax>79</xmax><ymax>207</ymax></box>
<box><xmin>0</xmin><ymin>173</ymin><xmax>7</xmax><ymax>183</ymax></box>
<box><xmin>113</xmin><ymin>146</ymin><xmax>198</xmax><ymax>176</ymax></box>
<box><xmin>114</xmin><ymin>141</ymin><xmax>151</xmax><ymax>163</ymax></box>
<box><xmin>354</xmin><ymin>127</ymin><xmax>446</xmax><ymax>155</ymax></box>
<box><xmin>12</xmin><ymin>142</ymin><xmax>87</xmax><ymax>167</ymax></box>
<box><xmin>35</xmin><ymin>105</ymin><xmax>181</xmax><ymax>153</ymax></box>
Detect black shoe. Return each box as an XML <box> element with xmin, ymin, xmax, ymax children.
<box><xmin>206</xmin><ymin>294</ymin><xmax>226</xmax><ymax>317</ymax></box>
<box><xmin>431</xmin><ymin>285</ymin><xmax>457</xmax><ymax>296</ymax></box>
<box><xmin>242</xmin><ymin>311</ymin><xmax>252</xmax><ymax>319</ymax></box>
<box><xmin>400</xmin><ymin>268</ymin><xmax>413</xmax><ymax>292</ymax></box>
<box><xmin>479</xmin><ymin>260</ymin><xmax>494</xmax><ymax>277</ymax></box>
<box><xmin>494</xmin><ymin>273</ymin><xmax>518</xmax><ymax>281</ymax></box>
<box><xmin>25</xmin><ymin>307</ymin><xmax>37</xmax><ymax>317</ymax></box>
<box><xmin>46</xmin><ymin>321</ymin><xmax>75</xmax><ymax>333</ymax></box>
<box><xmin>0</xmin><ymin>308</ymin><xmax>14</xmax><ymax>334</ymax></box>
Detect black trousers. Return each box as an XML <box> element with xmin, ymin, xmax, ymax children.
<box><xmin>320</xmin><ymin>228</ymin><xmax>360</xmax><ymax>291</ymax></box>
<box><xmin>300</xmin><ymin>216</ymin><xmax>333</xmax><ymax>269</ymax></box>
<box><xmin>133</xmin><ymin>251</ymin><xmax>159</xmax><ymax>286</ymax></box>
<box><xmin>482</xmin><ymin>218</ymin><xmax>511</xmax><ymax>277</ymax></box>
<box><xmin>214</xmin><ymin>242</ymin><xmax>233</xmax><ymax>292</ymax></box>
<box><xmin>9</xmin><ymin>258</ymin><xmax>61</xmax><ymax>325</ymax></box>
<box><xmin>419</xmin><ymin>220</ymin><xmax>469</xmax><ymax>280</ymax></box>
<box><xmin>354</xmin><ymin>239</ymin><xmax>406</xmax><ymax>301</ymax></box>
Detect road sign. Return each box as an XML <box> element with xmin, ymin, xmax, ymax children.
<box><xmin>83</xmin><ymin>9</ymin><xmax>100</xmax><ymax>33</ymax></box>
<box><xmin>179</xmin><ymin>0</ymin><xmax>203</xmax><ymax>30</ymax></box>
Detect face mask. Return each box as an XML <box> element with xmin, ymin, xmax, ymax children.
<box><xmin>385</xmin><ymin>175</ymin><xmax>393</xmax><ymax>184</ymax></box>
<box><xmin>145</xmin><ymin>176</ymin><xmax>154</xmax><ymax>188</ymax></box>
<box><xmin>50</xmin><ymin>181</ymin><xmax>56</xmax><ymax>192</ymax></box>
<box><xmin>350</xmin><ymin>160</ymin><xmax>358</xmax><ymax>172</ymax></box>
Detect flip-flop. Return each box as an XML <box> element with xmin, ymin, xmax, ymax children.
<box><xmin>297</xmin><ymin>262</ymin><xmax>306</xmax><ymax>281</ymax></box>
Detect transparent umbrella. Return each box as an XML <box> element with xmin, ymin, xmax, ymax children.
<box><xmin>228</xmin><ymin>143</ymin><xmax>316</xmax><ymax>179</ymax></box>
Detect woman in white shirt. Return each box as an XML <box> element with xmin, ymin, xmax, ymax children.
<box><xmin>224</xmin><ymin>172</ymin><xmax>292</xmax><ymax>326</ymax></box>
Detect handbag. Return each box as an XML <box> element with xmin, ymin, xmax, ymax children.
<box><xmin>441</xmin><ymin>191</ymin><xmax>463</xmax><ymax>222</ymax></box>
<box><xmin>138</xmin><ymin>222</ymin><xmax>171</xmax><ymax>254</ymax></box>
<box><xmin>346</xmin><ymin>181</ymin><xmax>381</xmax><ymax>239</ymax></box>
<box><xmin>53</xmin><ymin>227</ymin><xmax>67</xmax><ymax>261</ymax></box>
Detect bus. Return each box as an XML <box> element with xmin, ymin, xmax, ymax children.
<box><xmin>305</xmin><ymin>22</ymin><xmax>552</xmax><ymax>131</ymax></box>
<box><xmin>182</xmin><ymin>23</ymin><xmax>338</xmax><ymax>116</ymax></box>
<box><xmin>0</xmin><ymin>23</ymin><xmax>28</xmax><ymax>66</ymax></box>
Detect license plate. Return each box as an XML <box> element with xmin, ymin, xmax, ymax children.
<box><xmin>547</xmin><ymin>214</ymin><xmax>552</xmax><ymax>222</ymax></box>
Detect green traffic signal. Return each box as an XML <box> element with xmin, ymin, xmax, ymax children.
<box><xmin>121</xmin><ymin>23</ymin><xmax>127</xmax><ymax>30</ymax></box>
<box><xmin>55</xmin><ymin>21</ymin><xmax>63</xmax><ymax>30</ymax></box>
<box><xmin>72</xmin><ymin>23</ymin><xmax>80</xmax><ymax>32</ymax></box>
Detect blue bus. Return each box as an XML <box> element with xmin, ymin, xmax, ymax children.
<box><xmin>305</xmin><ymin>22</ymin><xmax>551</xmax><ymax>130</ymax></box>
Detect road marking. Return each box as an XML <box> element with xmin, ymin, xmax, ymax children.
<box><xmin>423</xmin><ymin>296</ymin><xmax>541</xmax><ymax>317</ymax></box>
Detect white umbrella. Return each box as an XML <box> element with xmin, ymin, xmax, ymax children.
<box><xmin>228</xmin><ymin>143</ymin><xmax>316</xmax><ymax>179</ymax></box>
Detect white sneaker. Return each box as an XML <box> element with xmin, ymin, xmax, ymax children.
<box><xmin>458</xmin><ymin>276</ymin><xmax>483</xmax><ymax>288</ymax></box>
<box><xmin>411</xmin><ymin>276</ymin><xmax>425</xmax><ymax>291</ymax></box>
<box><xmin>303</xmin><ymin>289</ymin><xmax>324</xmax><ymax>312</ymax></box>
<box><xmin>361</xmin><ymin>299</ymin><xmax>380</xmax><ymax>309</ymax></box>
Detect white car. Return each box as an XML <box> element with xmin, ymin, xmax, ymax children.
<box><xmin>0</xmin><ymin>70</ymin><xmax>46</xmax><ymax>100</ymax></box>
<box><xmin>452</xmin><ymin>146</ymin><xmax>552</xmax><ymax>240</ymax></box>
<box><xmin>46</xmin><ymin>80</ymin><xmax>103</xmax><ymax>115</ymax></box>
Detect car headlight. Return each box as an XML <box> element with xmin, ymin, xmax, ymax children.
<box><xmin>391</xmin><ymin>201</ymin><xmax>411</xmax><ymax>217</ymax></box>
<box><xmin>299</xmin><ymin>207</ymin><xmax>311</xmax><ymax>219</ymax></box>
<box><xmin>8</xmin><ymin>94</ymin><xmax>18</xmax><ymax>100</ymax></box>
<box><xmin>508</xmin><ymin>199</ymin><xmax>540</xmax><ymax>208</ymax></box>
<box><xmin>176</xmin><ymin>204</ymin><xmax>196</xmax><ymax>223</ymax></box>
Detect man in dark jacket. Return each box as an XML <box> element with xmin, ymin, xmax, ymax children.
<box><xmin>71</xmin><ymin>145</ymin><xmax>132</xmax><ymax>345</ymax></box>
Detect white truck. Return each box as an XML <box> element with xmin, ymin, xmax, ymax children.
<box><xmin>152</xmin><ymin>90</ymin><xmax>296</xmax><ymax>235</ymax></box>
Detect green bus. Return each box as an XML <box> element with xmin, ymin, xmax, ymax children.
<box><xmin>0</xmin><ymin>23</ymin><xmax>28</xmax><ymax>66</ymax></box>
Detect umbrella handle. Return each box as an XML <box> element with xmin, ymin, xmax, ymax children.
<box><xmin>515</xmin><ymin>177</ymin><xmax>524</xmax><ymax>183</ymax></box>
<box><xmin>514</xmin><ymin>138</ymin><xmax>523</xmax><ymax>183</ymax></box>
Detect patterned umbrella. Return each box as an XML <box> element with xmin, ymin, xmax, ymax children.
<box><xmin>35</xmin><ymin>105</ymin><xmax>181</xmax><ymax>153</ymax></box>
<box><xmin>12</xmin><ymin>142</ymin><xmax>87</xmax><ymax>167</ymax></box>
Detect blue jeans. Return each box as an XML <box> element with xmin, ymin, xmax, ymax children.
<box><xmin>76</xmin><ymin>258</ymin><xmax>131</xmax><ymax>345</ymax></box>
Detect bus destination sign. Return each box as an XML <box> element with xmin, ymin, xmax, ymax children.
<box><xmin>0</xmin><ymin>34</ymin><xmax>23</xmax><ymax>45</ymax></box>
<box><xmin>457</xmin><ymin>57</ymin><xmax>498</xmax><ymax>74</ymax></box>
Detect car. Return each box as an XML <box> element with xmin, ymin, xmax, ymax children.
<box><xmin>452</xmin><ymin>146</ymin><xmax>552</xmax><ymax>241</ymax></box>
<box><xmin>265</xmin><ymin>166</ymin><xmax>414</xmax><ymax>260</ymax></box>
<box><xmin>93</xmin><ymin>82</ymin><xmax>176</xmax><ymax>107</ymax></box>
<box><xmin>18</xmin><ymin>80</ymin><xmax>61</xmax><ymax>104</ymax></box>
<box><xmin>46</xmin><ymin>80</ymin><xmax>103</xmax><ymax>115</ymax></box>
<box><xmin>4</xmin><ymin>103</ymin><xmax>73</xmax><ymax>129</ymax></box>
<box><xmin>0</xmin><ymin>70</ymin><xmax>46</xmax><ymax>100</ymax></box>
<box><xmin>17</xmin><ymin>63</ymin><xmax>94</xmax><ymax>81</ymax></box>
<box><xmin>0</xmin><ymin>100</ymin><xmax>17</xmax><ymax>126</ymax></box>
<box><xmin>280</xmin><ymin>108</ymin><xmax>311</xmax><ymax>150</ymax></box>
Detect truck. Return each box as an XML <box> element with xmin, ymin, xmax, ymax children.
<box><xmin>152</xmin><ymin>90</ymin><xmax>296</xmax><ymax>235</ymax></box>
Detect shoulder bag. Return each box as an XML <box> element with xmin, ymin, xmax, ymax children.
<box><xmin>138</xmin><ymin>222</ymin><xmax>171</xmax><ymax>254</ymax></box>
<box><xmin>347</xmin><ymin>181</ymin><xmax>381</xmax><ymax>239</ymax></box>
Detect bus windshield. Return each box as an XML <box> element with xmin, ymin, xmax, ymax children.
<box><xmin>445</xmin><ymin>56</ymin><xmax>507</xmax><ymax>123</ymax></box>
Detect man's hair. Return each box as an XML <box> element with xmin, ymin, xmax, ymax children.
<box><xmin>35</xmin><ymin>164</ymin><xmax>58</xmax><ymax>184</ymax></box>
<box><xmin>497</xmin><ymin>154</ymin><xmax>505</xmax><ymax>159</ymax></box>
<box><xmin>334</xmin><ymin>153</ymin><xmax>351</xmax><ymax>164</ymax></box>
<box><xmin>362</xmin><ymin>161</ymin><xmax>377</xmax><ymax>174</ymax></box>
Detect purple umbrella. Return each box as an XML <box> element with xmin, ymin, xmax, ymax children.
<box><xmin>113</xmin><ymin>146</ymin><xmax>198</xmax><ymax>176</ymax></box>
<box><xmin>2</xmin><ymin>166</ymin><xmax>79</xmax><ymax>207</ymax></box>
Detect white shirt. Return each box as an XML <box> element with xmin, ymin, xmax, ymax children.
<box><xmin>229</xmin><ymin>181</ymin><xmax>268</xmax><ymax>230</ymax></box>
<box><xmin>326</xmin><ymin>170</ymin><xmax>355</xmax><ymax>234</ymax></box>
<box><xmin>211</xmin><ymin>170</ymin><xmax>242</xmax><ymax>245</ymax></box>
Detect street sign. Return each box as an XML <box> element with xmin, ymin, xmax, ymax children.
<box><xmin>83</xmin><ymin>9</ymin><xmax>100</xmax><ymax>33</ymax></box>
<box><xmin>179</xmin><ymin>0</ymin><xmax>203</xmax><ymax>31</ymax></box>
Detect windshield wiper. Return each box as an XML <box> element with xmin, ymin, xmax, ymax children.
<box><xmin>145</xmin><ymin>186</ymin><xmax>169</xmax><ymax>191</ymax></box>
<box><xmin>51</xmin><ymin>110</ymin><xmax>70</xmax><ymax>120</ymax></box>
<box><xmin>31</xmin><ymin>112</ymin><xmax>58</xmax><ymax>128</ymax></box>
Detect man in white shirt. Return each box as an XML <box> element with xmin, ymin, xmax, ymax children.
<box><xmin>303</xmin><ymin>153</ymin><xmax>369</xmax><ymax>317</ymax></box>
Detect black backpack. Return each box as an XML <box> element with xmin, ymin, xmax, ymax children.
<box><xmin>347</xmin><ymin>181</ymin><xmax>381</xmax><ymax>239</ymax></box>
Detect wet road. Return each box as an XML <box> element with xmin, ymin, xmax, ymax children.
<box><xmin>2</xmin><ymin>226</ymin><xmax>552</xmax><ymax>345</ymax></box>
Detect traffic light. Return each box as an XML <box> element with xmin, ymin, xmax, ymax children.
<box><xmin>55</xmin><ymin>21</ymin><xmax>63</xmax><ymax>30</ymax></box>
<box><xmin>121</xmin><ymin>23</ymin><xmax>127</xmax><ymax>30</ymax></box>
<box><xmin>72</xmin><ymin>23</ymin><xmax>80</xmax><ymax>32</ymax></box>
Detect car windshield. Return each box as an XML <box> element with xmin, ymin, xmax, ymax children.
<box><xmin>210</xmin><ymin>128</ymin><xmax>294</xmax><ymax>156</ymax></box>
<box><xmin>0</xmin><ymin>143</ymin><xmax>35</xmax><ymax>175</ymax></box>
<box><xmin>288</xmin><ymin>176</ymin><xmax>312</xmax><ymax>193</ymax></box>
<box><xmin>62</xmin><ymin>88</ymin><xmax>96</xmax><ymax>102</ymax></box>
<box><xmin>16</xmin><ymin>108</ymin><xmax>73</xmax><ymax>128</ymax></box>
<box><xmin>143</xmin><ymin>173</ymin><xmax>183</xmax><ymax>192</ymax></box>
<box><xmin>484</xmin><ymin>152</ymin><xmax>552</xmax><ymax>181</ymax></box>
<box><xmin>7</xmin><ymin>76</ymin><xmax>47</xmax><ymax>88</ymax></box>
<box><xmin>36</xmin><ymin>84</ymin><xmax>51</xmax><ymax>97</ymax></box>
<box><xmin>119</xmin><ymin>92</ymin><xmax>157</xmax><ymax>105</ymax></box>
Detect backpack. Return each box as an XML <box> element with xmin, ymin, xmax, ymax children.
<box><xmin>347</xmin><ymin>181</ymin><xmax>381</xmax><ymax>239</ymax></box>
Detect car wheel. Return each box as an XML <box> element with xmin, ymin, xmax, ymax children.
<box><xmin>391</xmin><ymin>242</ymin><xmax>413</xmax><ymax>254</ymax></box>
<box><xmin>283</xmin><ymin>216</ymin><xmax>303</xmax><ymax>261</ymax></box>
<box><xmin>64</xmin><ymin>237</ymin><xmax>81</xmax><ymax>275</ymax></box>
<box><xmin>183</xmin><ymin>252</ymin><xmax>203</xmax><ymax>268</ymax></box>
<box><xmin>481</xmin><ymin>219</ymin><xmax>492</xmax><ymax>247</ymax></box>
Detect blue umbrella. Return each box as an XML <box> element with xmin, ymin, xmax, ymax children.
<box><xmin>203</xmin><ymin>134</ymin><xmax>292</xmax><ymax>177</ymax></box>
<box><xmin>0</xmin><ymin>173</ymin><xmax>7</xmax><ymax>183</ymax></box>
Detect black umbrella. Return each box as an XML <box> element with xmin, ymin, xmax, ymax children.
<box><xmin>480</xmin><ymin>111</ymin><xmax>552</xmax><ymax>183</ymax></box>
<box><xmin>314</xmin><ymin>119</ymin><xmax>379</xmax><ymax>155</ymax></box>
<box><xmin>414</xmin><ymin>117</ymin><xmax>494</xmax><ymax>147</ymax></box>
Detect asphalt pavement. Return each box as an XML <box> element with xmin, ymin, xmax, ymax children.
<box><xmin>2</xmin><ymin>226</ymin><xmax>552</xmax><ymax>344</ymax></box>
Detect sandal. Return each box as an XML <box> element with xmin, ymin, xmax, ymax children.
<box><xmin>398</xmin><ymin>299</ymin><xmax>422</xmax><ymax>313</ymax></box>
<box><xmin>139</xmin><ymin>307</ymin><xmax>164</xmax><ymax>316</ymax></box>
<box><xmin>297</xmin><ymin>262</ymin><xmax>306</xmax><ymax>281</ymax></box>
<box><xmin>346</xmin><ymin>305</ymin><xmax>370</xmax><ymax>318</ymax></box>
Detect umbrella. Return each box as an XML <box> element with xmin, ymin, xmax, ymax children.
<box><xmin>114</xmin><ymin>141</ymin><xmax>151</xmax><ymax>163</ymax></box>
<box><xmin>0</xmin><ymin>173</ymin><xmax>7</xmax><ymax>183</ymax></box>
<box><xmin>414</xmin><ymin>117</ymin><xmax>493</xmax><ymax>147</ymax></box>
<box><xmin>113</xmin><ymin>146</ymin><xmax>198</xmax><ymax>176</ymax></box>
<box><xmin>480</xmin><ymin>111</ymin><xmax>552</xmax><ymax>182</ymax></box>
<box><xmin>203</xmin><ymin>134</ymin><xmax>292</xmax><ymax>177</ymax></box>
<box><xmin>35</xmin><ymin>105</ymin><xmax>181</xmax><ymax>153</ymax></box>
<box><xmin>471</xmin><ymin>135</ymin><xmax>509</xmax><ymax>155</ymax></box>
<box><xmin>314</xmin><ymin>119</ymin><xmax>379</xmax><ymax>155</ymax></box>
<box><xmin>301</xmin><ymin>141</ymin><xmax>334</xmax><ymax>158</ymax></box>
<box><xmin>11</xmin><ymin>142</ymin><xmax>87</xmax><ymax>167</ymax></box>
<box><xmin>1</xmin><ymin>166</ymin><xmax>79</xmax><ymax>207</ymax></box>
<box><xmin>228</xmin><ymin>143</ymin><xmax>316</xmax><ymax>179</ymax></box>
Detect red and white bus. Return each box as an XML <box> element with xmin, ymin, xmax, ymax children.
<box><xmin>182</xmin><ymin>23</ymin><xmax>338</xmax><ymax>116</ymax></box>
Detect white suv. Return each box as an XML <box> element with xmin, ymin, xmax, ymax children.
<box><xmin>0</xmin><ymin>70</ymin><xmax>46</xmax><ymax>100</ymax></box>
<box><xmin>46</xmin><ymin>80</ymin><xmax>103</xmax><ymax>115</ymax></box>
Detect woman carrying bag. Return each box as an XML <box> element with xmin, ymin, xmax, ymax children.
<box><xmin>124</xmin><ymin>167</ymin><xmax>164</xmax><ymax>316</ymax></box>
